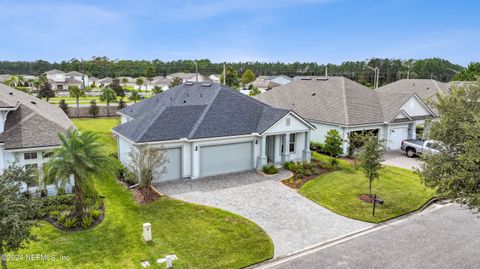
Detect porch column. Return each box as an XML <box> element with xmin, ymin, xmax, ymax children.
<box><xmin>281</xmin><ymin>133</ymin><xmax>290</xmax><ymax>163</ymax></box>
<box><xmin>302</xmin><ymin>131</ymin><xmax>312</xmax><ymax>162</ymax></box>
<box><xmin>256</xmin><ymin>135</ymin><xmax>267</xmax><ymax>169</ymax></box>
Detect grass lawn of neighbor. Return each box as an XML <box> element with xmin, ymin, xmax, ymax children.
<box><xmin>11</xmin><ymin>117</ymin><xmax>273</xmax><ymax>269</ymax></box>
<box><xmin>299</xmin><ymin>152</ymin><xmax>435</xmax><ymax>223</ymax></box>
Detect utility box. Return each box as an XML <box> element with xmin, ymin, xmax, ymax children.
<box><xmin>166</xmin><ymin>255</ymin><xmax>173</xmax><ymax>268</ymax></box>
<box><xmin>143</xmin><ymin>223</ymin><xmax>152</xmax><ymax>242</ymax></box>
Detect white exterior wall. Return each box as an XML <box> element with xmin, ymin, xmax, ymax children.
<box><xmin>0</xmin><ymin>111</ymin><xmax>8</xmax><ymax>133</ymax></box>
<box><xmin>0</xmin><ymin>145</ymin><xmax>5</xmax><ymax>172</ymax></box>
<box><xmin>401</xmin><ymin>97</ymin><xmax>431</xmax><ymax>117</ymax></box>
<box><xmin>309</xmin><ymin>121</ymin><xmax>343</xmax><ymax>143</ymax></box>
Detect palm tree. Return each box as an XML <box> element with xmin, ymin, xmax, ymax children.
<box><xmin>69</xmin><ymin>86</ymin><xmax>86</xmax><ymax>118</ymax></box>
<box><xmin>45</xmin><ymin>130</ymin><xmax>114</xmax><ymax>216</ymax></box>
<box><xmin>129</xmin><ymin>90</ymin><xmax>141</xmax><ymax>103</ymax></box>
<box><xmin>169</xmin><ymin>76</ymin><xmax>183</xmax><ymax>89</ymax></box>
<box><xmin>121</xmin><ymin>77</ymin><xmax>129</xmax><ymax>87</ymax></box>
<box><xmin>135</xmin><ymin>77</ymin><xmax>144</xmax><ymax>91</ymax></box>
<box><xmin>99</xmin><ymin>87</ymin><xmax>117</xmax><ymax>117</ymax></box>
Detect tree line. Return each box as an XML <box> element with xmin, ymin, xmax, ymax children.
<box><xmin>0</xmin><ymin>57</ymin><xmax>469</xmax><ymax>88</ymax></box>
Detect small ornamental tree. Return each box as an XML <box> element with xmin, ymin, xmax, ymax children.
<box><xmin>324</xmin><ymin>129</ymin><xmax>343</xmax><ymax>157</ymax></box>
<box><xmin>128</xmin><ymin>144</ymin><xmax>168</xmax><ymax>200</ymax></box>
<box><xmin>135</xmin><ymin>77</ymin><xmax>145</xmax><ymax>91</ymax></box>
<box><xmin>241</xmin><ymin>68</ymin><xmax>256</xmax><ymax>85</ymax></box>
<box><xmin>118</xmin><ymin>99</ymin><xmax>127</xmax><ymax>109</ymax></box>
<box><xmin>110</xmin><ymin>78</ymin><xmax>125</xmax><ymax>98</ymax></box>
<box><xmin>58</xmin><ymin>99</ymin><xmax>69</xmax><ymax>116</ymax></box>
<box><xmin>37</xmin><ymin>82</ymin><xmax>55</xmax><ymax>102</ymax></box>
<box><xmin>0</xmin><ymin>164</ymin><xmax>39</xmax><ymax>269</ymax></box>
<box><xmin>356</xmin><ymin>134</ymin><xmax>385</xmax><ymax>196</ymax></box>
<box><xmin>89</xmin><ymin>100</ymin><xmax>99</xmax><ymax>117</ymax></box>
<box><xmin>248</xmin><ymin>85</ymin><xmax>261</xmax><ymax>96</ymax></box>
<box><xmin>169</xmin><ymin>77</ymin><xmax>183</xmax><ymax>89</ymax></box>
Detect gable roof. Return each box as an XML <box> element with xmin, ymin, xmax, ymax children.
<box><xmin>66</xmin><ymin>71</ymin><xmax>84</xmax><ymax>76</ymax></box>
<box><xmin>255</xmin><ymin>76</ymin><xmax>434</xmax><ymax>126</ymax></box>
<box><xmin>377</xmin><ymin>79</ymin><xmax>450</xmax><ymax>101</ymax></box>
<box><xmin>0</xmin><ymin>84</ymin><xmax>74</xmax><ymax>150</ymax></box>
<box><xmin>45</xmin><ymin>69</ymin><xmax>65</xmax><ymax>75</ymax></box>
<box><xmin>113</xmin><ymin>83</ymin><xmax>293</xmax><ymax>143</ymax></box>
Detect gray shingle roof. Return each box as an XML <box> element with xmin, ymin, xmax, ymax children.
<box><xmin>66</xmin><ymin>71</ymin><xmax>83</xmax><ymax>76</ymax></box>
<box><xmin>45</xmin><ymin>69</ymin><xmax>65</xmax><ymax>75</ymax></box>
<box><xmin>0</xmin><ymin>84</ymin><xmax>74</xmax><ymax>149</ymax></box>
<box><xmin>255</xmin><ymin>76</ymin><xmax>428</xmax><ymax>126</ymax></box>
<box><xmin>114</xmin><ymin>83</ymin><xmax>290</xmax><ymax>143</ymax></box>
<box><xmin>377</xmin><ymin>79</ymin><xmax>450</xmax><ymax>101</ymax></box>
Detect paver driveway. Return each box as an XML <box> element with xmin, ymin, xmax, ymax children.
<box><xmin>154</xmin><ymin>170</ymin><xmax>374</xmax><ymax>257</ymax></box>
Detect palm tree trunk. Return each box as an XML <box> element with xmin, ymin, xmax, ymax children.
<box><xmin>74</xmin><ymin>181</ymin><xmax>84</xmax><ymax>216</ymax></box>
<box><xmin>1</xmin><ymin>248</ymin><xmax>7</xmax><ymax>269</ymax></box>
<box><xmin>76</xmin><ymin>97</ymin><xmax>80</xmax><ymax>118</ymax></box>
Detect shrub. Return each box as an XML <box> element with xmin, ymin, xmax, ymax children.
<box><xmin>63</xmin><ymin>217</ymin><xmax>78</xmax><ymax>228</ymax></box>
<box><xmin>49</xmin><ymin>210</ymin><xmax>60</xmax><ymax>219</ymax></box>
<box><xmin>57</xmin><ymin>210</ymin><xmax>71</xmax><ymax>224</ymax></box>
<box><xmin>310</xmin><ymin>142</ymin><xmax>324</xmax><ymax>153</ymax></box>
<box><xmin>329</xmin><ymin>157</ymin><xmax>339</xmax><ymax>170</ymax></box>
<box><xmin>82</xmin><ymin>215</ymin><xmax>93</xmax><ymax>228</ymax></box>
<box><xmin>90</xmin><ymin>209</ymin><xmax>101</xmax><ymax>219</ymax></box>
<box><xmin>324</xmin><ymin>129</ymin><xmax>343</xmax><ymax>157</ymax></box>
<box><xmin>283</xmin><ymin>161</ymin><xmax>296</xmax><ymax>171</ymax></box>
<box><xmin>262</xmin><ymin>164</ymin><xmax>279</xmax><ymax>174</ymax></box>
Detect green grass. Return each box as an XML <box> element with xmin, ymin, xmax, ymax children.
<box><xmin>48</xmin><ymin>96</ymin><xmax>125</xmax><ymax>105</ymax></box>
<box><xmin>72</xmin><ymin>118</ymin><xmax>119</xmax><ymax>156</ymax></box>
<box><xmin>299</xmin><ymin>152</ymin><xmax>435</xmax><ymax>223</ymax></box>
<box><xmin>10</xmin><ymin>118</ymin><xmax>273</xmax><ymax>269</ymax></box>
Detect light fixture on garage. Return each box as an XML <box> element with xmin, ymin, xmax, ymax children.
<box><xmin>195</xmin><ymin>146</ymin><xmax>198</xmax><ymax>151</ymax></box>
<box><xmin>255</xmin><ymin>140</ymin><xmax>258</xmax><ymax>144</ymax></box>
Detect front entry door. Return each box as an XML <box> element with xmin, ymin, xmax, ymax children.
<box><xmin>266</xmin><ymin>136</ymin><xmax>275</xmax><ymax>162</ymax></box>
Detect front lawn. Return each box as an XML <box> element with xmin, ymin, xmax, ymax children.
<box><xmin>299</xmin><ymin>152</ymin><xmax>435</xmax><ymax>223</ymax></box>
<box><xmin>10</xmin><ymin>117</ymin><xmax>273</xmax><ymax>269</ymax></box>
<box><xmin>72</xmin><ymin>117</ymin><xmax>120</xmax><ymax>156</ymax></box>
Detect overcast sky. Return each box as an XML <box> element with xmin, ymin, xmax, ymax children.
<box><xmin>0</xmin><ymin>0</ymin><xmax>478</xmax><ymax>66</ymax></box>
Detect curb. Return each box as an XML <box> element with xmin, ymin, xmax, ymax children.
<box><xmin>248</xmin><ymin>199</ymin><xmax>447</xmax><ymax>269</ymax></box>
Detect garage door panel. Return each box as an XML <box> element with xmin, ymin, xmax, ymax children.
<box><xmin>154</xmin><ymin>147</ymin><xmax>182</xmax><ymax>182</ymax></box>
<box><xmin>388</xmin><ymin>126</ymin><xmax>407</xmax><ymax>150</ymax></box>
<box><xmin>200</xmin><ymin>142</ymin><xmax>253</xmax><ymax>177</ymax></box>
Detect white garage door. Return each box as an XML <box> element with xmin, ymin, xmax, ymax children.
<box><xmin>154</xmin><ymin>147</ymin><xmax>182</xmax><ymax>182</ymax></box>
<box><xmin>388</xmin><ymin>126</ymin><xmax>408</xmax><ymax>150</ymax></box>
<box><xmin>200</xmin><ymin>142</ymin><xmax>253</xmax><ymax>177</ymax></box>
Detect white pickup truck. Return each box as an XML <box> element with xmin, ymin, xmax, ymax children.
<box><xmin>400</xmin><ymin>139</ymin><xmax>441</xmax><ymax>158</ymax></box>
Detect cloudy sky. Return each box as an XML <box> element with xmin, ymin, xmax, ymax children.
<box><xmin>0</xmin><ymin>0</ymin><xmax>478</xmax><ymax>65</ymax></box>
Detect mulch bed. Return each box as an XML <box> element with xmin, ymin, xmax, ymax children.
<box><xmin>118</xmin><ymin>178</ymin><xmax>161</xmax><ymax>204</ymax></box>
<box><xmin>45</xmin><ymin>200</ymin><xmax>105</xmax><ymax>232</ymax></box>
<box><xmin>358</xmin><ymin>194</ymin><xmax>381</xmax><ymax>204</ymax></box>
<box><xmin>282</xmin><ymin>168</ymin><xmax>330</xmax><ymax>189</ymax></box>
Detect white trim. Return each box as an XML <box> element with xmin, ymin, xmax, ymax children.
<box><xmin>393</xmin><ymin>110</ymin><xmax>413</xmax><ymax>121</ymax></box>
<box><xmin>6</xmin><ymin>145</ymin><xmax>60</xmax><ymax>153</ymax></box>
<box><xmin>287</xmin><ymin>111</ymin><xmax>316</xmax><ymax>129</ymax></box>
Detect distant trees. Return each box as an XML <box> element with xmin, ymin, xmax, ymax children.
<box><xmin>100</xmin><ymin>87</ymin><xmax>117</xmax><ymax>117</ymax></box>
<box><xmin>69</xmin><ymin>86</ymin><xmax>86</xmax><ymax>118</ymax></box>
<box><xmin>169</xmin><ymin>77</ymin><xmax>183</xmax><ymax>89</ymax></box>
<box><xmin>110</xmin><ymin>78</ymin><xmax>125</xmax><ymax>98</ymax></box>
<box><xmin>145</xmin><ymin>66</ymin><xmax>156</xmax><ymax>80</ymax></box>
<box><xmin>135</xmin><ymin>77</ymin><xmax>144</xmax><ymax>91</ymax></box>
<box><xmin>220</xmin><ymin>66</ymin><xmax>240</xmax><ymax>88</ymax></box>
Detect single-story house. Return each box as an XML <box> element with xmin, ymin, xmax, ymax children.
<box><xmin>0</xmin><ymin>84</ymin><xmax>75</xmax><ymax>195</ymax></box>
<box><xmin>255</xmin><ymin>76</ymin><xmax>436</xmax><ymax>154</ymax></box>
<box><xmin>148</xmin><ymin>77</ymin><xmax>171</xmax><ymax>91</ymax></box>
<box><xmin>167</xmin><ymin>73</ymin><xmax>206</xmax><ymax>83</ymax></box>
<box><xmin>270</xmin><ymin>75</ymin><xmax>292</xmax><ymax>85</ymax></box>
<box><xmin>113</xmin><ymin>83</ymin><xmax>314</xmax><ymax>182</ymax></box>
<box><xmin>97</xmin><ymin>77</ymin><xmax>113</xmax><ymax>87</ymax></box>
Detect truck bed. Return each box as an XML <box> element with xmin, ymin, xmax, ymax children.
<box><xmin>403</xmin><ymin>139</ymin><xmax>424</xmax><ymax>146</ymax></box>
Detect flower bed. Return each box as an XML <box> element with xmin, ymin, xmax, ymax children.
<box><xmin>117</xmin><ymin>169</ymin><xmax>161</xmax><ymax>204</ymax></box>
<box><xmin>281</xmin><ymin>159</ymin><xmax>333</xmax><ymax>189</ymax></box>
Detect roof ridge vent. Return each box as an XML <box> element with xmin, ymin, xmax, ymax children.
<box><xmin>201</xmin><ymin>83</ymin><xmax>212</xmax><ymax>87</ymax></box>
<box><xmin>185</xmin><ymin>82</ymin><xmax>193</xmax><ymax>86</ymax></box>
<box><xmin>316</xmin><ymin>77</ymin><xmax>328</xmax><ymax>81</ymax></box>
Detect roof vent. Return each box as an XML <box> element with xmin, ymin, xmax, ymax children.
<box><xmin>312</xmin><ymin>93</ymin><xmax>316</xmax><ymax>96</ymax></box>
<box><xmin>300</xmin><ymin>77</ymin><xmax>312</xmax><ymax>81</ymax></box>
<box><xmin>185</xmin><ymin>82</ymin><xmax>193</xmax><ymax>86</ymax></box>
<box><xmin>30</xmin><ymin>101</ymin><xmax>36</xmax><ymax>105</ymax></box>
<box><xmin>316</xmin><ymin>77</ymin><xmax>328</xmax><ymax>81</ymax></box>
<box><xmin>183</xmin><ymin>100</ymin><xmax>187</xmax><ymax>103</ymax></box>
<box><xmin>9</xmin><ymin>92</ymin><xmax>13</xmax><ymax>95</ymax></box>
<box><xmin>201</xmin><ymin>83</ymin><xmax>212</xmax><ymax>87</ymax></box>
<box><xmin>200</xmin><ymin>93</ymin><xmax>203</xmax><ymax>98</ymax></box>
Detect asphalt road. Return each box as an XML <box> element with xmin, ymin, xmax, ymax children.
<box><xmin>264</xmin><ymin>204</ymin><xmax>480</xmax><ymax>269</ymax></box>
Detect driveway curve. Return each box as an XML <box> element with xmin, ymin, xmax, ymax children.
<box><xmin>154</xmin><ymin>170</ymin><xmax>374</xmax><ymax>257</ymax></box>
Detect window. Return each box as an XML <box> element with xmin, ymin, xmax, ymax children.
<box><xmin>24</xmin><ymin>152</ymin><xmax>38</xmax><ymax>160</ymax></box>
<box><xmin>43</xmin><ymin>152</ymin><xmax>54</xmax><ymax>159</ymax></box>
<box><xmin>289</xmin><ymin>134</ymin><xmax>296</xmax><ymax>152</ymax></box>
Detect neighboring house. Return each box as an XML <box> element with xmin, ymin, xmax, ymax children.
<box><xmin>148</xmin><ymin>77</ymin><xmax>171</xmax><ymax>91</ymax></box>
<box><xmin>113</xmin><ymin>83</ymin><xmax>314</xmax><ymax>182</ymax></box>
<box><xmin>45</xmin><ymin>69</ymin><xmax>83</xmax><ymax>90</ymax></box>
<box><xmin>167</xmin><ymin>72</ymin><xmax>206</xmax><ymax>82</ymax></box>
<box><xmin>270</xmin><ymin>75</ymin><xmax>292</xmax><ymax>85</ymax></box>
<box><xmin>66</xmin><ymin>71</ymin><xmax>89</xmax><ymax>86</ymax></box>
<box><xmin>0</xmin><ymin>74</ymin><xmax>10</xmax><ymax>83</ymax></box>
<box><xmin>89</xmin><ymin>76</ymin><xmax>99</xmax><ymax>86</ymax></box>
<box><xmin>377</xmin><ymin>79</ymin><xmax>450</xmax><ymax>103</ymax></box>
<box><xmin>209</xmin><ymin>74</ymin><xmax>221</xmax><ymax>83</ymax></box>
<box><xmin>97</xmin><ymin>77</ymin><xmax>113</xmax><ymax>87</ymax></box>
<box><xmin>0</xmin><ymin>84</ymin><xmax>75</xmax><ymax>195</ymax></box>
<box><xmin>255</xmin><ymin>76</ymin><xmax>436</xmax><ymax>153</ymax></box>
